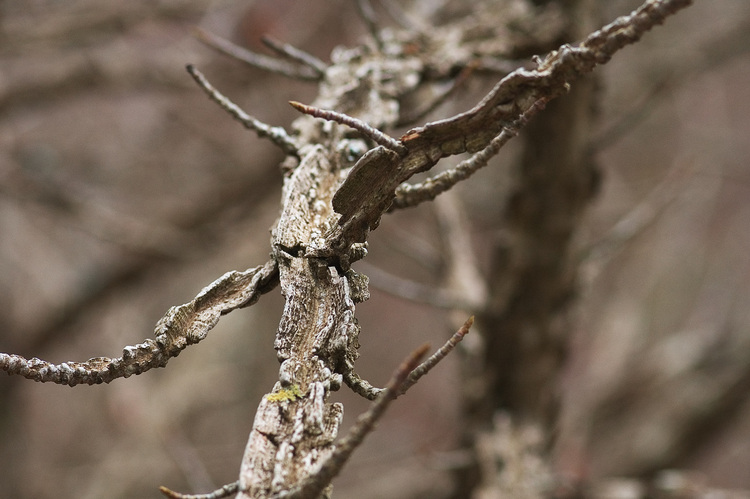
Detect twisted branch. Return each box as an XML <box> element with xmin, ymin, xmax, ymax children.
<box><xmin>0</xmin><ymin>260</ymin><xmax>278</xmax><ymax>386</ymax></box>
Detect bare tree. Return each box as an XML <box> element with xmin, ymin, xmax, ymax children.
<box><xmin>7</xmin><ymin>0</ymin><xmax>750</xmax><ymax>497</ymax></box>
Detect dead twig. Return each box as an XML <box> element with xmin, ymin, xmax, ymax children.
<box><xmin>345</xmin><ymin>317</ymin><xmax>474</xmax><ymax>400</ymax></box>
<box><xmin>192</xmin><ymin>28</ymin><xmax>320</xmax><ymax>81</ymax></box>
<box><xmin>160</xmin><ymin>481</ymin><xmax>239</xmax><ymax>499</ymax></box>
<box><xmin>260</xmin><ymin>36</ymin><xmax>328</xmax><ymax>77</ymax></box>
<box><xmin>187</xmin><ymin>65</ymin><xmax>298</xmax><ymax>156</ymax></box>
<box><xmin>289</xmin><ymin>101</ymin><xmax>408</xmax><ymax>156</ymax></box>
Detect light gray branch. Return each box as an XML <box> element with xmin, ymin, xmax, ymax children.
<box><xmin>0</xmin><ymin>260</ymin><xmax>278</xmax><ymax>386</ymax></box>
<box><xmin>345</xmin><ymin>316</ymin><xmax>474</xmax><ymax>400</ymax></box>
<box><xmin>260</xmin><ymin>36</ymin><xmax>328</xmax><ymax>77</ymax></box>
<box><xmin>160</xmin><ymin>481</ymin><xmax>239</xmax><ymax>499</ymax></box>
<box><xmin>187</xmin><ymin>65</ymin><xmax>298</xmax><ymax>156</ymax></box>
<box><xmin>0</xmin><ymin>1</ymin><xmax>694</xmax><ymax>497</ymax></box>
<box><xmin>192</xmin><ymin>28</ymin><xmax>321</xmax><ymax>81</ymax></box>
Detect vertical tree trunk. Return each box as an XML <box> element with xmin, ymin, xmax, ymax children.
<box><xmin>457</xmin><ymin>0</ymin><xmax>600</xmax><ymax>495</ymax></box>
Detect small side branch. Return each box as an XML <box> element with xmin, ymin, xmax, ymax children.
<box><xmin>193</xmin><ymin>28</ymin><xmax>321</xmax><ymax>81</ymax></box>
<box><xmin>392</xmin><ymin>98</ymin><xmax>549</xmax><ymax>210</ymax></box>
<box><xmin>186</xmin><ymin>65</ymin><xmax>298</xmax><ymax>156</ymax></box>
<box><xmin>353</xmin><ymin>261</ymin><xmax>470</xmax><ymax>310</ymax></box>
<box><xmin>281</xmin><ymin>345</ymin><xmax>430</xmax><ymax>499</ymax></box>
<box><xmin>354</xmin><ymin>0</ymin><xmax>383</xmax><ymax>50</ymax></box>
<box><xmin>398</xmin><ymin>0</ymin><xmax>693</xmax><ymax>166</ymax></box>
<box><xmin>0</xmin><ymin>261</ymin><xmax>278</xmax><ymax>386</ymax></box>
<box><xmin>289</xmin><ymin>101</ymin><xmax>408</xmax><ymax>156</ymax></box>
<box><xmin>397</xmin><ymin>62</ymin><xmax>478</xmax><ymax>127</ymax></box>
<box><xmin>399</xmin><ymin>316</ymin><xmax>473</xmax><ymax>394</ymax></box>
<box><xmin>261</xmin><ymin>36</ymin><xmax>328</xmax><ymax>77</ymax></box>
<box><xmin>345</xmin><ymin>316</ymin><xmax>474</xmax><ymax>400</ymax></box>
<box><xmin>159</xmin><ymin>481</ymin><xmax>239</xmax><ymax>499</ymax></box>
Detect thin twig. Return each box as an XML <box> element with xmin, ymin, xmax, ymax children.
<box><xmin>354</xmin><ymin>0</ymin><xmax>383</xmax><ymax>50</ymax></box>
<box><xmin>261</xmin><ymin>35</ymin><xmax>328</xmax><ymax>76</ymax></box>
<box><xmin>579</xmin><ymin>161</ymin><xmax>690</xmax><ymax>285</ymax></box>
<box><xmin>186</xmin><ymin>65</ymin><xmax>298</xmax><ymax>156</ymax></box>
<box><xmin>400</xmin><ymin>316</ymin><xmax>473</xmax><ymax>394</ymax></box>
<box><xmin>355</xmin><ymin>261</ymin><xmax>471</xmax><ymax>310</ymax></box>
<box><xmin>289</xmin><ymin>101</ymin><xmax>408</xmax><ymax>156</ymax></box>
<box><xmin>159</xmin><ymin>481</ymin><xmax>239</xmax><ymax>499</ymax></box>
<box><xmin>397</xmin><ymin>62</ymin><xmax>479</xmax><ymax>127</ymax></box>
<box><xmin>397</xmin><ymin>0</ymin><xmax>694</xmax><ymax>161</ymax></box>
<box><xmin>343</xmin><ymin>370</ymin><xmax>383</xmax><ymax>401</ymax></box>
<box><xmin>379</xmin><ymin>0</ymin><xmax>422</xmax><ymax>31</ymax></box>
<box><xmin>282</xmin><ymin>345</ymin><xmax>430</xmax><ymax>498</ymax></box>
<box><xmin>345</xmin><ymin>316</ymin><xmax>474</xmax><ymax>400</ymax></box>
<box><xmin>192</xmin><ymin>27</ymin><xmax>320</xmax><ymax>81</ymax></box>
<box><xmin>392</xmin><ymin>97</ymin><xmax>549</xmax><ymax>210</ymax></box>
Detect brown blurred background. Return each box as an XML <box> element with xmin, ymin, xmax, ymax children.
<box><xmin>1</xmin><ymin>1</ymin><xmax>749</xmax><ymax>497</ymax></box>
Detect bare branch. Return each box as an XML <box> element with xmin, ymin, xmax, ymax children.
<box><xmin>397</xmin><ymin>62</ymin><xmax>479</xmax><ymax>127</ymax></box>
<box><xmin>322</xmin><ymin>0</ymin><xmax>693</xmax><ymax>254</ymax></box>
<box><xmin>354</xmin><ymin>0</ymin><xmax>383</xmax><ymax>50</ymax></box>
<box><xmin>159</xmin><ymin>481</ymin><xmax>239</xmax><ymax>499</ymax></box>
<box><xmin>354</xmin><ymin>261</ymin><xmax>470</xmax><ymax>310</ymax></box>
<box><xmin>288</xmin><ymin>101</ymin><xmax>408</xmax><ymax>156</ymax></box>
<box><xmin>186</xmin><ymin>65</ymin><xmax>298</xmax><ymax>156</ymax></box>
<box><xmin>392</xmin><ymin>97</ymin><xmax>549</xmax><ymax>210</ymax></box>
<box><xmin>342</xmin><ymin>369</ymin><xmax>383</xmax><ymax>401</ymax></box>
<box><xmin>282</xmin><ymin>344</ymin><xmax>430</xmax><ymax>499</ymax></box>
<box><xmin>260</xmin><ymin>36</ymin><xmax>328</xmax><ymax>77</ymax></box>
<box><xmin>1</xmin><ymin>1</ymin><xmax>697</xmax><ymax>496</ymax></box>
<box><xmin>398</xmin><ymin>0</ymin><xmax>694</xmax><ymax>159</ymax></box>
<box><xmin>345</xmin><ymin>317</ymin><xmax>474</xmax><ymax>400</ymax></box>
<box><xmin>400</xmin><ymin>316</ymin><xmax>473</xmax><ymax>394</ymax></box>
<box><xmin>192</xmin><ymin>27</ymin><xmax>320</xmax><ymax>81</ymax></box>
<box><xmin>0</xmin><ymin>261</ymin><xmax>278</xmax><ymax>386</ymax></box>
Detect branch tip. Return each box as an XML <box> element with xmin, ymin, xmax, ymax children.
<box><xmin>188</xmin><ymin>66</ymin><xmax>297</xmax><ymax>155</ymax></box>
<box><xmin>289</xmin><ymin>101</ymin><xmax>407</xmax><ymax>156</ymax></box>
<box><xmin>192</xmin><ymin>27</ymin><xmax>320</xmax><ymax>81</ymax></box>
<box><xmin>159</xmin><ymin>481</ymin><xmax>239</xmax><ymax>499</ymax></box>
<box><xmin>261</xmin><ymin>35</ymin><xmax>327</xmax><ymax>75</ymax></box>
<box><xmin>159</xmin><ymin>486</ymin><xmax>179</xmax><ymax>498</ymax></box>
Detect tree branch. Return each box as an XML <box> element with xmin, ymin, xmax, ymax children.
<box><xmin>187</xmin><ymin>65</ymin><xmax>299</xmax><ymax>156</ymax></box>
<box><xmin>345</xmin><ymin>317</ymin><xmax>474</xmax><ymax>400</ymax></box>
<box><xmin>0</xmin><ymin>260</ymin><xmax>278</xmax><ymax>385</ymax></box>
<box><xmin>192</xmin><ymin>27</ymin><xmax>321</xmax><ymax>81</ymax></box>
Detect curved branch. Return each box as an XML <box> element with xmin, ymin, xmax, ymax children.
<box><xmin>192</xmin><ymin>28</ymin><xmax>321</xmax><ymax>81</ymax></box>
<box><xmin>399</xmin><ymin>0</ymin><xmax>694</xmax><ymax>156</ymax></box>
<box><xmin>160</xmin><ymin>481</ymin><xmax>239</xmax><ymax>499</ymax></box>
<box><xmin>344</xmin><ymin>316</ymin><xmax>474</xmax><ymax>400</ymax></box>
<box><xmin>0</xmin><ymin>260</ymin><xmax>278</xmax><ymax>386</ymax></box>
<box><xmin>187</xmin><ymin>65</ymin><xmax>299</xmax><ymax>156</ymax></box>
